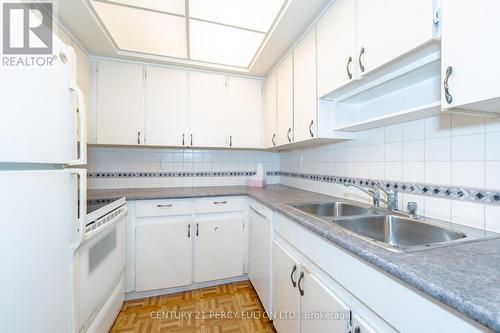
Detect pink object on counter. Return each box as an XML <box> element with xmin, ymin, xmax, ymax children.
<box><xmin>247</xmin><ymin>179</ymin><xmax>267</xmax><ymax>188</ymax></box>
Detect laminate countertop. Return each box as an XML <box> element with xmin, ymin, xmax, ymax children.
<box><xmin>88</xmin><ymin>185</ymin><xmax>500</xmax><ymax>331</ymax></box>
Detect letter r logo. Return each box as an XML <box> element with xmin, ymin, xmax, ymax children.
<box><xmin>2</xmin><ymin>2</ymin><xmax>53</xmax><ymax>54</ymax></box>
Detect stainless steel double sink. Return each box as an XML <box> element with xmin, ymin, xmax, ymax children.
<box><xmin>288</xmin><ymin>201</ymin><xmax>496</xmax><ymax>252</ymax></box>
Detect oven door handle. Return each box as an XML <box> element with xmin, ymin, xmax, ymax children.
<box><xmin>83</xmin><ymin>206</ymin><xmax>128</xmax><ymax>243</ymax></box>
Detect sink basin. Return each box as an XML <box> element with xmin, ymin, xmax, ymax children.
<box><xmin>290</xmin><ymin>202</ymin><xmax>378</xmax><ymax>217</ymax></box>
<box><xmin>334</xmin><ymin>215</ymin><xmax>466</xmax><ymax>249</ymax></box>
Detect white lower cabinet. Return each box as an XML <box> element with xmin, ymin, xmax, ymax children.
<box><xmin>195</xmin><ymin>215</ymin><xmax>244</xmax><ymax>283</ymax></box>
<box><xmin>273</xmin><ymin>239</ymin><xmax>351</xmax><ymax>333</ymax></box>
<box><xmin>135</xmin><ymin>218</ymin><xmax>193</xmax><ymax>292</ymax></box>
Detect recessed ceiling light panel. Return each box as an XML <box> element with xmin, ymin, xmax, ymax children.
<box><xmin>91</xmin><ymin>1</ymin><xmax>187</xmax><ymax>58</ymax></box>
<box><xmin>104</xmin><ymin>0</ymin><xmax>185</xmax><ymax>15</ymax></box>
<box><xmin>189</xmin><ymin>0</ymin><xmax>286</xmax><ymax>32</ymax></box>
<box><xmin>189</xmin><ymin>19</ymin><xmax>265</xmax><ymax>67</ymax></box>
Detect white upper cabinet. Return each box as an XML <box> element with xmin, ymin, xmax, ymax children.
<box><xmin>277</xmin><ymin>53</ymin><xmax>294</xmax><ymax>145</ymax></box>
<box><xmin>317</xmin><ymin>0</ymin><xmax>357</xmax><ymax>97</ymax></box>
<box><xmin>96</xmin><ymin>61</ymin><xmax>145</xmax><ymax>145</ymax></box>
<box><xmin>441</xmin><ymin>0</ymin><xmax>500</xmax><ymax>113</ymax></box>
<box><xmin>263</xmin><ymin>70</ymin><xmax>278</xmax><ymax>148</ymax></box>
<box><xmin>293</xmin><ymin>29</ymin><xmax>318</xmax><ymax>142</ymax></box>
<box><xmin>226</xmin><ymin>77</ymin><xmax>262</xmax><ymax>148</ymax></box>
<box><xmin>189</xmin><ymin>71</ymin><xmax>229</xmax><ymax>148</ymax></box>
<box><xmin>356</xmin><ymin>0</ymin><xmax>435</xmax><ymax>75</ymax></box>
<box><xmin>145</xmin><ymin>66</ymin><xmax>189</xmax><ymax>147</ymax></box>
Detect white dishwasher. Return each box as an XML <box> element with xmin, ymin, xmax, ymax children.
<box><xmin>248</xmin><ymin>200</ymin><xmax>273</xmax><ymax>314</ymax></box>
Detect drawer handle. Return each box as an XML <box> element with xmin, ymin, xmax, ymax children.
<box><xmin>290</xmin><ymin>264</ymin><xmax>297</xmax><ymax>287</ymax></box>
<box><xmin>213</xmin><ymin>201</ymin><xmax>227</xmax><ymax>205</ymax></box>
<box><xmin>250</xmin><ymin>206</ymin><xmax>266</xmax><ymax>219</ymax></box>
<box><xmin>298</xmin><ymin>271</ymin><xmax>305</xmax><ymax>296</ymax></box>
<box><xmin>157</xmin><ymin>204</ymin><xmax>173</xmax><ymax>208</ymax></box>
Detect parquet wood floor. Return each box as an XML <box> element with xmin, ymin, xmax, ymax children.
<box><xmin>110</xmin><ymin>281</ymin><xmax>276</xmax><ymax>333</ymax></box>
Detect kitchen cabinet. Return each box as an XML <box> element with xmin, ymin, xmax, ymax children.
<box><xmin>145</xmin><ymin>66</ymin><xmax>189</xmax><ymax>146</ymax></box>
<box><xmin>135</xmin><ymin>219</ymin><xmax>193</xmax><ymax>292</ymax></box>
<box><xmin>263</xmin><ymin>70</ymin><xmax>278</xmax><ymax>148</ymax></box>
<box><xmin>272</xmin><ymin>240</ymin><xmax>301</xmax><ymax>333</ymax></box>
<box><xmin>441</xmin><ymin>0</ymin><xmax>500</xmax><ymax>113</ymax></box>
<box><xmin>356</xmin><ymin>0</ymin><xmax>435</xmax><ymax>75</ymax></box>
<box><xmin>189</xmin><ymin>71</ymin><xmax>229</xmax><ymax>148</ymax></box>
<box><xmin>317</xmin><ymin>0</ymin><xmax>357</xmax><ymax>97</ymax></box>
<box><xmin>293</xmin><ymin>29</ymin><xmax>318</xmax><ymax>142</ymax></box>
<box><xmin>301</xmin><ymin>269</ymin><xmax>351</xmax><ymax>333</ymax></box>
<box><xmin>277</xmin><ymin>53</ymin><xmax>294</xmax><ymax>145</ymax></box>
<box><xmin>248</xmin><ymin>201</ymin><xmax>273</xmax><ymax>313</ymax></box>
<box><xmin>96</xmin><ymin>61</ymin><xmax>145</xmax><ymax>145</ymax></box>
<box><xmin>195</xmin><ymin>216</ymin><xmax>244</xmax><ymax>283</ymax></box>
<box><xmin>226</xmin><ymin>77</ymin><xmax>262</xmax><ymax>148</ymax></box>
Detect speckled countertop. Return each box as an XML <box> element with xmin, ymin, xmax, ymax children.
<box><xmin>88</xmin><ymin>185</ymin><xmax>500</xmax><ymax>331</ymax></box>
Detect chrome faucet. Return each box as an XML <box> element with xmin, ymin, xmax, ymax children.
<box><xmin>344</xmin><ymin>181</ymin><xmax>398</xmax><ymax>211</ymax></box>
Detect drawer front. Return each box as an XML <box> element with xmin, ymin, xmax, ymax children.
<box><xmin>195</xmin><ymin>196</ymin><xmax>245</xmax><ymax>214</ymax></box>
<box><xmin>136</xmin><ymin>199</ymin><xmax>193</xmax><ymax>217</ymax></box>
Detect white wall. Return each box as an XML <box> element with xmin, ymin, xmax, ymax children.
<box><xmin>280</xmin><ymin>113</ymin><xmax>500</xmax><ymax>232</ymax></box>
<box><xmin>88</xmin><ymin>147</ymin><xmax>280</xmax><ymax>189</ymax></box>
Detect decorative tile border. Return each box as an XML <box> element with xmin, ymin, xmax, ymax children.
<box><xmin>278</xmin><ymin>171</ymin><xmax>500</xmax><ymax>205</ymax></box>
<box><xmin>88</xmin><ymin>171</ymin><xmax>280</xmax><ymax>178</ymax></box>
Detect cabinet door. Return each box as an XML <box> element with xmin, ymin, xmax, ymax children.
<box><xmin>135</xmin><ymin>219</ymin><xmax>192</xmax><ymax>292</ymax></box>
<box><xmin>263</xmin><ymin>70</ymin><xmax>277</xmax><ymax>148</ymax></box>
<box><xmin>277</xmin><ymin>54</ymin><xmax>294</xmax><ymax>145</ymax></box>
<box><xmin>272</xmin><ymin>241</ymin><xmax>300</xmax><ymax>333</ymax></box>
<box><xmin>357</xmin><ymin>0</ymin><xmax>435</xmax><ymax>75</ymax></box>
<box><xmin>145</xmin><ymin>66</ymin><xmax>189</xmax><ymax>146</ymax></box>
<box><xmin>195</xmin><ymin>216</ymin><xmax>244</xmax><ymax>283</ymax></box>
<box><xmin>248</xmin><ymin>208</ymin><xmax>272</xmax><ymax>313</ymax></box>
<box><xmin>189</xmin><ymin>71</ymin><xmax>229</xmax><ymax>148</ymax></box>
<box><xmin>317</xmin><ymin>0</ymin><xmax>356</xmax><ymax>97</ymax></box>
<box><xmin>301</xmin><ymin>269</ymin><xmax>351</xmax><ymax>333</ymax></box>
<box><xmin>96</xmin><ymin>61</ymin><xmax>145</xmax><ymax>145</ymax></box>
<box><xmin>294</xmin><ymin>30</ymin><xmax>317</xmax><ymax>142</ymax></box>
<box><xmin>227</xmin><ymin>77</ymin><xmax>262</xmax><ymax>148</ymax></box>
<box><xmin>441</xmin><ymin>0</ymin><xmax>500</xmax><ymax>111</ymax></box>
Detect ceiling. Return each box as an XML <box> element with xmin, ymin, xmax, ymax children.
<box><xmin>56</xmin><ymin>0</ymin><xmax>332</xmax><ymax>76</ymax></box>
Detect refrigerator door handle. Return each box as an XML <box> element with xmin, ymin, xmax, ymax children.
<box><xmin>67</xmin><ymin>86</ymin><xmax>87</xmax><ymax>166</ymax></box>
<box><xmin>66</xmin><ymin>168</ymin><xmax>87</xmax><ymax>252</ymax></box>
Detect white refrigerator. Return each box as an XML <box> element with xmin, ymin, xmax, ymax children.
<box><xmin>0</xmin><ymin>34</ymin><xmax>87</xmax><ymax>333</ymax></box>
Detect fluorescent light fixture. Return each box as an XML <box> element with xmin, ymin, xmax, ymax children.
<box><xmin>91</xmin><ymin>1</ymin><xmax>187</xmax><ymax>58</ymax></box>
<box><xmin>189</xmin><ymin>19</ymin><xmax>265</xmax><ymax>67</ymax></box>
<box><xmin>189</xmin><ymin>0</ymin><xmax>286</xmax><ymax>32</ymax></box>
<box><xmin>103</xmin><ymin>0</ymin><xmax>185</xmax><ymax>15</ymax></box>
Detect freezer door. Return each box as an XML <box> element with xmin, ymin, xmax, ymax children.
<box><xmin>0</xmin><ymin>34</ymin><xmax>86</xmax><ymax>165</ymax></box>
<box><xmin>0</xmin><ymin>170</ymin><xmax>85</xmax><ymax>333</ymax></box>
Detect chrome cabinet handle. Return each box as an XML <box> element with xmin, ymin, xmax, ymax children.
<box><xmin>196</xmin><ymin>222</ymin><xmax>199</xmax><ymax>236</ymax></box>
<box><xmin>213</xmin><ymin>201</ymin><xmax>227</xmax><ymax>205</ymax></box>
<box><xmin>346</xmin><ymin>56</ymin><xmax>353</xmax><ymax>79</ymax></box>
<box><xmin>229</xmin><ymin>135</ymin><xmax>232</xmax><ymax>147</ymax></box>
<box><xmin>190</xmin><ymin>134</ymin><xmax>193</xmax><ymax>146</ymax></box>
<box><xmin>298</xmin><ymin>271</ymin><xmax>305</xmax><ymax>296</ymax></box>
<box><xmin>157</xmin><ymin>204</ymin><xmax>173</xmax><ymax>208</ymax></box>
<box><xmin>182</xmin><ymin>133</ymin><xmax>185</xmax><ymax>146</ymax></box>
<box><xmin>272</xmin><ymin>134</ymin><xmax>276</xmax><ymax>146</ymax></box>
<box><xmin>287</xmin><ymin>128</ymin><xmax>292</xmax><ymax>143</ymax></box>
<box><xmin>250</xmin><ymin>206</ymin><xmax>266</xmax><ymax>219</ymax></box>
<box><xmin>137</xmin><ymin>131</ymin><xmax>141</xmax><ymax>144</ymax></box>
<box><xmin>187</xmin><ymin>224</ymin><xmax>191</xmax><ymax>238</ymax></box>
<box><xmin>290</xmin><ymin>264</ymin><xmax>297</xmax><ymax>287</ymax></box>
<box><xmin>359</xmin><ymin>47</ymin><xmax>365</xmax><ymax>73</ymax></box>
<box><xmin>309</xmin><ymin>120</ymin><xmax>314</xmax><ymax>138</ymax></box>
<box><xmin>444</xmin><ymin>66</ymin><xmax>453</xmax><ymax>104</ymax></box>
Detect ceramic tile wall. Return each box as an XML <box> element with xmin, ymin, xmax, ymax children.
<box><xmin>280</xmin><ymin>114</ymin><xmax>500</xmax><ymax>232</ymax></box>
<box><xmin>88</xmin><ymin>147</ymin><xmax>280</xmax><ymax>189</ymax></box>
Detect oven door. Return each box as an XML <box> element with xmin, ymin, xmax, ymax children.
<box><xmin>76</xmin><ymin>206</ymin><xmax>127</xmax><ymax>333</ymax></box>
